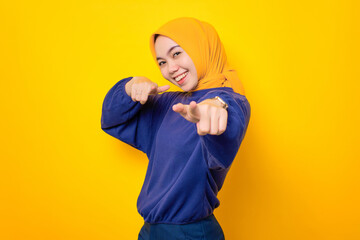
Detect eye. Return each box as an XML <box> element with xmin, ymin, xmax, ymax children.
<box><xmin>158</xmin><ymin>52</ymin><xmax>181</xmax><ymax>66</ymax></box>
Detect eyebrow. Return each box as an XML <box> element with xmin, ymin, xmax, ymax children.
<box><xmin>156</xmin><ymin>45</ymin><xmax>180</xmax><ymax>61</ymax></box>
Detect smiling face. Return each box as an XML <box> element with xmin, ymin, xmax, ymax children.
<box><xmin>154</xmin><ymin>35</ymin><xmax>198</xmax><ymax>91</ymax></box>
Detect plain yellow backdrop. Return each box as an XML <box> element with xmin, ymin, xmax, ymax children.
<box><xmin>1</xmin><ymin>0</ymin><xmax>359</xmax><ymax>239</ymax></box>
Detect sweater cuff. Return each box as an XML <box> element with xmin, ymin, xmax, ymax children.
<box><xmin>101</xmin><ymin>77</ymin><xmax>142</xmax><ymax>129</ymax></box>
<box><xmin>116</xmin><ymin>77</ymin><xmax>136</xmax><ymax>105</ymax></box>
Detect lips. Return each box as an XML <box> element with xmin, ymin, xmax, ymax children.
<box><xmin>173</xmin><ymin>71</ymin><xmax>188</xmax><ymax>81</ymax></box>
<box><xmin>177</xmin><ymin>72</ymin><xmax>188</xmax><ymax>85</ymax></box>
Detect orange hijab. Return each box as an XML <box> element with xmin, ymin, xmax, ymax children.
<box><xmin>149</xmin><ymin>17</ymin><xmax>246</xmax><ymax>95</ymax></box>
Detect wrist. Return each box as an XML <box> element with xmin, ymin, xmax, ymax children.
<box><xmin>201</xmin><ymin>96</ymin><xmax>228</xmax><ymax>110</ymax></box>
<box><xmin>212</xmin><ymin>96</ymin><xmax>228</xmax><ymax>110</ymax></box>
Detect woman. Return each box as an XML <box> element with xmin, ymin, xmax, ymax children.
<box><xmin>101</xmin><ymin>17</ymin><xmax>251</xmax><ymax>240</ymax></box>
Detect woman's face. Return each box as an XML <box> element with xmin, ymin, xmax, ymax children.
<box><xmin>154</xmin><ymin>35</ymin><xmax>198</xmax><ymax>91</ymax></box>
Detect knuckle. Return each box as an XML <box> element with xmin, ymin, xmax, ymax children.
<box><xmin>197</xmin><ymin>126</ymin><xmax>205</xmax><ymax>135</ymax></box>
<box><xmin>210</xmin><ymin>128</ymin><xmax>218</xmax><ymax>135</ymax></box>
<box><xmin>201</xmin><ymin>126</ymin><xmax>210</xmax><ymax>133</ymax></box>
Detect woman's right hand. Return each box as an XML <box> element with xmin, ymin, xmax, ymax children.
<box><xmin>125</xmin><ymin>76</ymin><xmax>170</xmax><ymax>104</ymax></box>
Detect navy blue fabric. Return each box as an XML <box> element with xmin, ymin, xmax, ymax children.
<box><xmin>138</xmin><ymin>214</ymin><xmax>225</xmax><ymax>240</ymax></box>
<box><xmin>101</xmin><ymin>77</ymin><xmax>251</xmax><ymax>224</ymax></box>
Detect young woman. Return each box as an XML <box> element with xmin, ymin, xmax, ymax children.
<box><xmin>101</xmin><ymin>17</ymin><xmax>251</xmax><ymax>240</ymax></box>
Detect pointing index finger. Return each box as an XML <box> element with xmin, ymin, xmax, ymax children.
<box><xmin>157</xmin><ymin>85</ymin><xmax>170</xmax><ymax>93</ymax></box>
<box><xmin>188</xmin><ymin>101</ymin><xmax>201</xmax><ymax>119</ymax></box>
<box><xmin>172</xmin><ymin>103</ymin><xmax>187</xmax><ymax>115</ymax></box>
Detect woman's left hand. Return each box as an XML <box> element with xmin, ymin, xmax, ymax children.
<box><xmin>172</xmin><ymin>99</ymin><xmax>228</xmax><ymax>135</ymax></box>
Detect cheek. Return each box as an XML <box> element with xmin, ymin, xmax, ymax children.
<box><xmin>192</xmin><ymin>76</ymin><xmax>199</xmax><ymax>85</ymax></box>
<box><xmin>160</xmin><ymin>70</ymin><xmax>168</xmax><ymax>78</ymax></box>
<box><xmin>190</xmin><ymin>69</ymin><xmax>198</xmax><ymax>82</ymax></box>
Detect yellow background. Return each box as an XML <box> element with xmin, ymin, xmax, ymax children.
<box><xmin>1</xmin><ymin>0</ymin><xmax>359</xmax><ymax>239</ymax></box>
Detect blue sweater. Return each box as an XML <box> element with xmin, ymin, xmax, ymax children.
<box><xmin>101</xmin><ymin>77</ymin><xmax>251</xmax><ymax>224</ymax></box>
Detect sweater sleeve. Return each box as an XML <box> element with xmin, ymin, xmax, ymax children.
<box><xmin>101</xmin><ymin>77</ymin><xmax>163</xmax><ymax>154</ymax></box>
<box><xmin>197</xmin><ymin>89</ymin><xmax>251</xmax><ymax>169</ymax></box>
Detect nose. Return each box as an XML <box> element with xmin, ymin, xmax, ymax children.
<box><xmin>168</xmin><ymin>60</ymin><xmax>179</xmax><ymax>74</ymax></box>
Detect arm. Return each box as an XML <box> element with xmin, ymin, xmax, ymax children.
<box><xmin>101</xmin><ymin>77</ymin><xmax>141</xmax><ymax>129</ymax></box>
<box><xmin>173</xmin><ymin>89</ymin><xmax>251</xmax><ymax>169</ymax></box>
<box><xmin>101</xmin><ymin>77</ymin><xmax>169</xmax><ymax>153</ymax></box>
<box><xmin>200</xmin><ymin>90</ymin><xmax>251</xmax><ymax>169</ymax></box>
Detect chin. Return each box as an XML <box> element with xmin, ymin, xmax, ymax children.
<box><xmin>184</xmin><ymin>83</ymin><xmax>197</xmax><ymax>92</ymax></box>
<box><xmin>180</xmin><ymin>84</ymin><xmax>192</xmax><ymax>92</ymax></box>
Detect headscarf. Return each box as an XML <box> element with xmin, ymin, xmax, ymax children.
<box><xmin>149</xmin><ymin>17</ymin><xmax>246</xmax><ymax>95</ymax></box>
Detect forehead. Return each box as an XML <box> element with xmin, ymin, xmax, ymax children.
<box><xmin>154</xmin><ymin>35</ymin><xmax>181</xmax><ymax>53</ymax></box>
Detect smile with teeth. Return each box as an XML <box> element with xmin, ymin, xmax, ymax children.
<box><xmin>175</xmin><ymin>72</ymin><xmax>188</xmax><ymax>82</ymax></box>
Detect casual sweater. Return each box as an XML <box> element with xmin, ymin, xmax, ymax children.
<box><xmin>101</xmin><ymin>77</ymin><xmax>251</xmax><ymax>224</ymax></box>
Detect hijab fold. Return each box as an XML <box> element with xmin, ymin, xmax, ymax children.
<box><xmin>149</xmin><ymin>17</ymin><xmax>246</xmax><ymax>95</ymax></box>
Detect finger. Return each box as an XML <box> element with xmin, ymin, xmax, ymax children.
<box><xmin>188</xmin><ymin>101</ymin><xmax>201</xmax><ymax>121</ymax></box>
<box><xmin>172</xmin><ymin>103</ymin><xmax>188</xmax><ymax>116</ymax></box>
<box><xmin>196</xmin><ymin>122</ymin><xmax>202</xmax><ymax>135</ymax></box>
<box><xmin>189</xmin><ymin>101</ymin><xmax>199</xmax><ymax>114</ymax></box>
<box><xmin>210</xmin><ymin>109</ymin><xmax>220</xmax><ymax>135</ymax></box>
<box><xmin>157</xmin><ymin>85</ymin><xmax>170</xmax><ymax>93</ymax></box>
<box><xmin>148</xmin><ymin>85</ymin><xmax>158</xmax><ymax>95</ymax></box>
<box><xmin>218</xmin><ymin>110</ymin><xmax>228</xmax><ymax>134</ymax></box>
<box><xmin>197</xmin><ymin>115</ymin><xmax>210</xmax><ymax>135</ymax></box>
<box><xmin>135</xmin><ymin>89</ymin><xmax>142</xmax><ymax>102</ymax></box>
<box><xmin>140</xmin><ymin>87</ymin><xmax>150</xmax><ymax>105</ymax></box>
<box><xmin>174</xmin><ymin>103</ymin><xmax>202</xmax><ymax>123</ymax></box>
